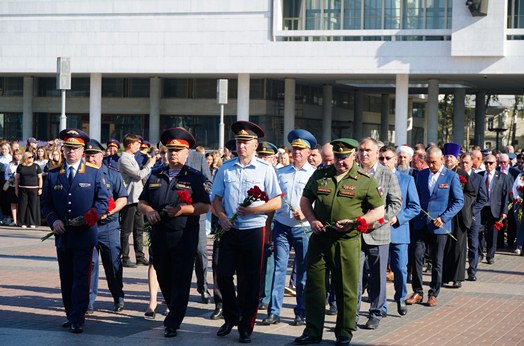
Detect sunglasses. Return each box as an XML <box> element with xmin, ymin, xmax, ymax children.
<box><xmin>484</xmin><ymin>161</ymin><xmax>496</xmax><ymax>165</ymax></box>
<box><xmin>379</xmin><ymin>156</ymin><xmax>394</xmax><ymax>161</ymax></box>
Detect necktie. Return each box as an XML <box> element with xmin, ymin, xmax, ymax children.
<box><xmin>68</xmin><ymin>166</ymin><xmax>74</xmax><ymax>186</ymax></box>
<box><xmin>485</xmin><ymin>173</ymin><xmax>490</xmax><ymax>197</ymax></box>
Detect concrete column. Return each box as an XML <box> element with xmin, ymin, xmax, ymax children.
<box><xmin>395</xmin><ymin>75</ymin><xmax>409</xmax><ymax>146</ymax></box>
<box><xmin>22</xmin><ymin>76</ymin><xmax>33</xmax><ymax>140</ymax></box>
<box><xmin>89</xmin><ymin>73</ymin><xmax>102</xmax><ymax>140</ymax></box>
<box><xmin>283</xmin><ymin>78</ymin><xmax>296</xmax><ymax>144</ymax></box>
<box><xmin>353</xmin><ymin>90</ymin><xmax>363</xmax><ymax>140</ymax></box>
<box><xmin>237</xmin><ymin>74</ymin><xmax>250</xmax><ymax>121</ymax></box>
<box><xmin>453</xmin><ymin>88</ymin><xmax>466</xmax><ymax>147</ymax></box>
<box><xmin>322</xmin><ymin>85</ymin><xmax>333</xmax><ymax>144</ymax></box>
<box><xmin>474</xmin><ymin>92</ymin><xmax>486</xmax><ymax>147</ymax></box>
<box><xmin>149</xmin><ymin>77</ymin><xmax>161</xmax><ymax>145</ymax></box>
<box><xmin>427</xmin><ymin>79</ymin><xmax>439</xmax><ymax>145</ymax></box>
<box><xmin>380</xmin><ymin>93</ymin><xmax>389</xmax><ymax>143</ymax></box>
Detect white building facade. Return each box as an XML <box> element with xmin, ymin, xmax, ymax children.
<box><xmin>0</xmin><ymin>0</ymin><xmax>523</xmax><ymax>149</ymax></box>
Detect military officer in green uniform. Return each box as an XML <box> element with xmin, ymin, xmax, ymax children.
<box><xmin>295</xmin><ymin>138</ymin><xmax>385</xmax><ymax>346</ymax></box>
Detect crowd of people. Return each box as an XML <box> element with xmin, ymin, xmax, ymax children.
<box><xmin>3</xmin><ymin>123</ymin><xmax>524</xmax><ymax>345</ymax></box>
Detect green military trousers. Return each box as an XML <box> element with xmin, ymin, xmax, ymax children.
<box><xmin>303</xmin><ymin>232</ymin><xmax>361</xmax><ymax>340</ymax></box>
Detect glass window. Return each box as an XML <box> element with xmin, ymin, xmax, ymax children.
<box><xmin>344</xmin><ymin>0</ymin><xmax>362</xmax><ymax>29</ymax></box>
<box><xmin>508</xmin><ymin>0</ymin><xmax>524</xmax><ymax>28</ymax></box>
<box><xmin>384</xmin><ymin>0</ymin><xmax>401</xmax><ymax>29</ymax></box>
<box><xmin>102</xmin><ymin>78</ymin><xmax>124</xmax><ymax>97</ymax></box>
<box><xmin>0</xmin><ymin>113</ymin><xmax>22</xmax><ymax>140</ymax></box>
<box><xmin>163</xmin><ymin>78</ymin><xmax>190</xmax><ymax>98</ymax></box>
<box><xmin>412</xmin><ymin>102</ymin><xmax>425</xmax><ymax>118</ymax></box>
<box><xmin>364</xmin><ymin>0</ymin><xmax>383</xmax><ymax>29</ymax></box>
<box><xmin>35</xmin><ymin>77</ymin><xmax>89</xmax><ymax>97</ymax></box>
<box><xmin>0</xmin><ymin>77</ymin><xmax>23</xmax><ymax>96</ymax></box>
<box><xmin>101</xmin><ymin>114</ymin><xmax>149</xmax><ymax>143</ymax></box>
<box><xmin>128</xmin><ymin>78</ymin><xmax>149</xmax><ymax>98</ymax></box>
<box><xmin>193</xmin><ymin>79</ymin><xmax>217</xmax><ymax>99</ymax></box>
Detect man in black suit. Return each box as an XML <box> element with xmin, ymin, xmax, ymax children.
<box><xmin>459</xmin><ymin>153</ymin><xmax>488</xmax><ymax>281</ymax></box>
<box><xmin>479</xmin><ymin>154</ymin><xmax>512</xmax><ymax>264</ymax></box>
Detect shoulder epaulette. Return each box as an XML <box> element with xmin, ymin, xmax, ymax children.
<box><xmin>106</xmin><ymin>164</ymin><xmax>120</xmax><ymax>173</ymax></box>
<box><xmin>50</xmin><ymin>163</ymin><xmax>63</xmax><ymax>172</ymax></box>
<box><xmin>317</xmin><ymin>165</ymin><xmax>331</xmax><ymax>170</ymax></box>
<box><xmin>357</xmin><ymin>169</ymin><xmax>371</xmax><ymax>177</ymax></box>
<box><xmin>85</xmin><ymin>162</ymin><xmax>100</xmax><ymax>169</ymax></box>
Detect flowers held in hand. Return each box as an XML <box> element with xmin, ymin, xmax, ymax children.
<box><xmin>511</xmin><ymin>185</ymin><xmax>524</xmax><ymax>222</ymax></box>
<box><xmin>494</xmin><ymin>220</ymin><xmax>505</xmax><ymax>231</ymax></box>
<box><xmin>214</xmin><ymin>186</ymin><xmax>269</xmax><ymax>241</ymax></box>
<box><xmin>420</xmin><ymin>208</ymin><xmax>457</xmax><ymax>241</ymax></box>
<box><xmin>143</xmin><ymin>190</ymin><xmax>193</xmax><ymax>233</ymax></box>
<box><xmin>41</xmin><ymin>208</ymin><xmax>100</xmax><ymax>242</ymax></box>
<box><xmin>281</xmin><ymin>192</ymin><xmax>311</xmax><ymax>237</ymax></box>
<box><xmin>327</xmin><ymin>216</ymin><xmax>384</xmax><ymax>233</ymax></box>
<box><xmin>107</xmin><ymin>196</ymin><xmax>116</xmax><ymax>212</ymax></box>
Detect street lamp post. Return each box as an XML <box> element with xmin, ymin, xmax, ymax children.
<box><xmin>56</xmin><ymin>57</ymin><xmax>71</xmax><ymax>131</ymax></box>
<box><xmin>217</xmin><ymin>79</ymin><xmax>228</xmax><ymax>149</ymax></box>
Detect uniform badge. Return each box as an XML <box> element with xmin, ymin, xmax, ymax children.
<box><xmin>439</xmin><ymin>184</ymin><xmax>449</xmax><ymax>189</ymax></box>
<box><xmin>176</xmin><ymin>182</ymin><xmax>192</xmax><ymax>190</ymax></box>
<box><xmin>54</xmin><ymin>184</ymin><xmax>63</xmax><ymax>191</ymax></box>
<box><xmin>377</xmin><ymin>186</ymin><xmax>384</xmax><ymax>196</ymax></box>
<box><xmin>338</xmin><ymin>190</ymin><xmax>355</xmax><ymax>197</ymax></box>
<box><xmin>149</xmin><ymin>183</ymin><xmax>161</xmax><ymax>189</ymax></box>
<box><xmin>343</xmin><ymin>185</ymin><xmax>356</xmax><ymax>190</ymax></box>
<box><xmin>317</xmin><ymin>187</ymin><xmax>332</xmax><ymax>195</ymax></box>
<box><xmin>106</xmin><ymin>183</ymin><xmax>111</xmax><ymax>189</ymax></box>
<box><xmin>79</xmin><ymin>183</ymin><xmax>92</xmax><ymax>188</ymax></box>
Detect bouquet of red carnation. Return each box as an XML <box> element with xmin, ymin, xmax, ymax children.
<box><xmin>143</xmin><ymin>190</ymin><xmax>193</xmax><ymax>234</ymax></box>
<box><xmin>41</xmin><ymin>208</ymin><xmax>100</xmax><ymax>242</ymax></box>
<box><xmin>214</xmin><ymin>185</ymin><xmax>269</xmax><ymax>241</ymax></box>
<box><xmin>107</xmin><ymin>196</ymin><xmax>116</xmax><ymax>212</ymax></box>
<box><xmin>459</xmin><ymin>175</ymin><xmax>467</xmax><ymax>185</ymax></box>
<box><xmin>329</xmin><ymin>216</ymin><xmax>384</xmax><ymax>233</ymax></box>
<box><xmin>494</xmin><ymin>220</ymin><xmax>505</xmax><ymax>231</ymax></box>
<box><xmin>512</xmin><ymin>185</ymin><xmax>524</xmax><ymax>222</ymax></box>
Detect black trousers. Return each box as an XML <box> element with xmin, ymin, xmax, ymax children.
<box><xmin>17</xmin><ymin>188</ymin><xmax>40</xmax><ymax>226</ymax></box>
<box><xmin>217</xmin><ymin>227</ymin><xmax>264</xmax><ymax>336</ymax></box>
<box><xmin>481</xmin><ymin>207</ymin><xmax>498</xmax><ymax>260</ymax></box>
<box><xmin>57</xmin><ymin>246</ymin><xmax>94</xmax><ymax>325</ymax></box>
<box><xmin>412</xmin><ymin>230</ymin><xmax>447</xmax><ymax>297</ymax></box>
<box><xmin>212</xmin><ymin>239</ymin><xmax>223</xmax><ymax>308</ymax></box>
<box><xmin>194</xmin><ymin>214</ymin><xmax>209</xmax><ymax>294</ymax></box>
<box><xmin>152</xmin><ymin>228</ymin><xmax>199</xmax><ymax>330</ymax></box>
<box><xmin>120</xmin><ymin>203</ymin><xmax>145</xmax><ymax>261</ymax></box>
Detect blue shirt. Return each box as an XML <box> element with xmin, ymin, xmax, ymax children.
<box><xmin>212</xmin><ymin>156</ymin><xmax>281</xmax><ymax>230</ymax></box>
<box><xmin>274</xmin><ymin>162</ymin><xmax>316</xmax><ymax>227</ymax></box>
<box><xmin>98</xmin><ymin>165</ymin><xmax>129</xmax><ymax>226</ymax></box>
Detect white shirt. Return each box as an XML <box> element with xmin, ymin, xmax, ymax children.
<box><xmin>428</xmin><ymin>166</ymin><xmax>444</xmax><ymax>195</ymax></box>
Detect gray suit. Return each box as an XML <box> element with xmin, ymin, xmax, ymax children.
<box><xmin>358</xmin><ymin>163</ymin><xmax>402</xmax><ymax>322</ymax></box>
<box><xmin>185</xmin><ymin>150</ymin><xmax>212</xmax><ymax>297</ymax></box>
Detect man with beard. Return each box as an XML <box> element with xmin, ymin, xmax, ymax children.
<box><xmin>441</xmin><ymin>143</ymin><xmax>476</xmax><ymax>288</ymax></box>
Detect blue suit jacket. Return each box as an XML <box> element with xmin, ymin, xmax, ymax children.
<box><xmin>391</xmin><ymin>170</ymin><xmax>420</xmax><ymax>244</ymax></box>
<box><xmin>41</xmin><ymin>160</ymin><xmax>110</xmax><ymax>248</ymax></box>
<box><xmin>469</xmin><ymin>171</ymin><xmax>488</xmax><ymax>218</ymax></box>
<box><xmin>413</xmin><ymin>167</ymin><xmax>464</xmax><ymax>234</ymax></box>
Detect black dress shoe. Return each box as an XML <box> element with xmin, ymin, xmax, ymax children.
<box><xmin>200</xmin><ymin>291</ymin><xmax>212</xmax><ymax>304</ymax></box>
<box><xmin>210</xmin><ymin>307</ymin><xmax>223</xmax><ymax>320</ymax></box>
<box><xmin>239</xmin><ymin>330</ymin><xmax>251</xmax><ymax>343</ymax></box>
<box><xmin>113</xmin><ymin>298</ymin><xmax>125</xmax><ymax>312</ymax></box>
<box><xmin>326</xmin><ymin>304</ymin><xmax>337</xmax><ymax>315</ymax></box>
<box><xmin>467</xmin><ymin>274</ymin><xmax>477</xmax><ymax>282</ymax></box>
<box><xmin>70</xmin><ymin>323</ymin><xmax>83</xmax><ymax>334</ymax></box>
<box><xmin>164</xmin><ymin>327</ymin><xmax>177</xmax><ymax>338</ymax></box>
<box><xmin>487</xmin><ymin>258</ymin><xmax>494</xmax><ymax>264</ymax></box>
<box><xmin>451</xmin><ymin>281</ymin><xmax>462</xmax><ymax>288</ymax></box>
<box><xmin>62</xmin><ymin>321</ymin><xmax>71</xmax><ymax>328</ymax></box>
<box><xmin>144</xmin><ymin>309</ymin><xmax>156</xmax><ymax>320</ymax></box>
<box><xmin>136</xmin><ymin>258</ymin><xmax>149</xmax><ymax>266</ymax></box>
<box><xmin>217</xmin><ymin>322</ymin><xmax>236</xmax><ymax>336</ymax></box>
<box><xmin>336</xmin><ymin>336</ymin><xmax>351</xmax><ymax>346</ymax></box>
<box><xmin>294</xmin><ymin>334</ymin><xmax>321</xmax><ymax>345</ymax></box>
<box><xmin>291</xmin><ymin>315</ymin><xmax>306</xmax><ymax>326</ymax></box>
<box><xmin>364</xmin><ymin>317</ymin><xmax>380</xmax><ymax>329</ymax></box>
<box><xmin>258</xmin><ymin>302</ymin><xmax>268</xmax><ymax>310</ymax></box>
<box><xmin>122</xmin><ymin>259</ymin><xmax>136</xmax><ymax>268</ymax></box>
<box><xmin>85</xmin><ymin>308</ymin><xmax>94</xmax><ymax>315</ymax></box>
<box><xmin>261</xmin><ymin>313</ymin><xmax>280</xmax><ymax>325</ymax></box>
<box><xmin>397</xmin><ymin>300</ymin><xmax>407</xmax><ymax>316</ymax></box>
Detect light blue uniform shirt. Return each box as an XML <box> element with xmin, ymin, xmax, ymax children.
<box><xmin>274</xmin><ymin>162</ymin><xmax>316</xmax><ymax>227</ymax></box>
<box><xmin>212</xmin><ymin>156</ymin><xmax>281</xmax><ymax>230</ymax></box>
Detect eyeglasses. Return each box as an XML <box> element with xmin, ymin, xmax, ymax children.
<box><xmin>28</xmin><ymin>156</ymin><xmax>34</xmax><ymax>159</ymax></box>
<box><xmin>379</xmin><ymin>156</ymin><xmax>394</xmax><ymax>161</ymax></box>
<box><xmin>484</xmin><ymin>161</ymin><xmax>496</xmax><ymax>165</ymax></box>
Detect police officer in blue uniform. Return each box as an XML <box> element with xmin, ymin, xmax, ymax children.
<box><xmin>135</xmin><ymin>136</ymin><xmax>151</xmax><ymax>169</ymax></box>
<box><xmin>138</xmin><ymin>128</ymin><xmax>210</xmax><ymax>338</ymax></box>
<box><xmin>84</xmin><ymin>139</ymin><xmax>129</xmax><ymax>314</ymax></box>
<box><xmin>41</xmin><ymin>128</ymin><xmax>110</xmax><ymax>334</ymax></box>
<box><xmin>103</xmin><ymin>139</ymin><xmax>121</xmax><ymax>171</ymax></box>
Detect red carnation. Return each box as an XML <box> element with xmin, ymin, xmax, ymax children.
<box><xmin>459</xmin><ymin>175</ymin><xmax>467</xmax><ymax>184</ymax></box>
<box><xmin>494</xmin><ymin>221</ymin><xmax>504</xmax><ymax>231</ymax></box>
<box><xmin>178</xmin><ymin>189</ymin><xmax>193</xmax><ymax>205</ymax></box>
<box><xmin>378</xmin><ymin>218</ymin><xmax>385</xmax><ymax>225</ymax></box>
<box><xmin>107</xmin><ymin>196</ymin><xmax>116</xmax><ymax>211</ymax></box>
<box><xmin>356</xmin><ymin>216</ymin><xmax>368</xmax><ymax>233</ymax></box>
<box><xmin>83</xmin><ymin>208</ymin><xmax>99</xmax><ymax>227</ymax></box>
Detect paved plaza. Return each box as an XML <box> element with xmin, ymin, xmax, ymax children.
<box><xmin>1</xmin><ymin>226</ymin><xmax>524</xmax><ymax>345</ymax></box>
